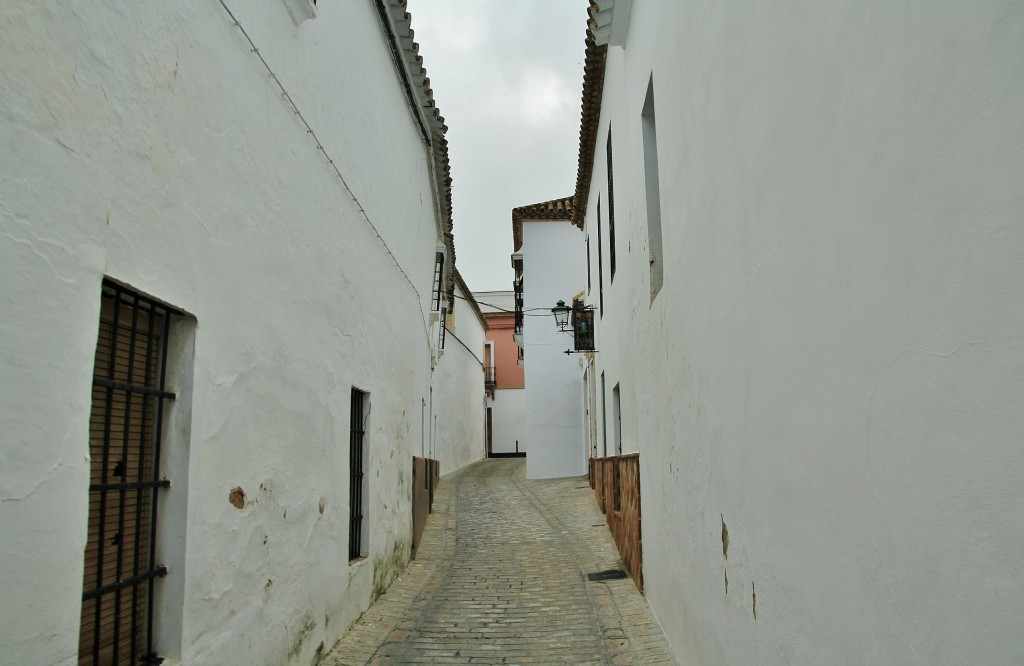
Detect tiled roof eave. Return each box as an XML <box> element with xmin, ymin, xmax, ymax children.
<box><xmin>511</xmin><ymin>196</ymin><xmax>576</xmax><ymax>252</ymax></box>
<box><xmin>454</xmin><ymin>268</ymin><xmax>488</xmax><ymax>331</ymax></box>
<box><xmin>378</xmin><ymin>0</ymin><xmax>457</xmax><ymax>300</ymax></box>
<box><xmin>572</xmin><ymin>1</ymin><xmax>609</xmax><ymax>229</ymax></box>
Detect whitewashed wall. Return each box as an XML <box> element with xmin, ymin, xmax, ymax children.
<box><xmin>0</xmin><ymin>1</ymin><xmax>449</xmax><ymax>665</ymax></box>
<box><xmin>432</xmin><ymin>282</ymin><xmax>486</xmax><ymax>475</ymax></box>
<box><xmin>521</xmin><ymin>220</ymin><xmax>588</xmax><ymax>479</ymax></box>
<box><xmin>583</xmin><ymin>1</ymin><xmax>1024</xmax><ymax>664</ymax></box>
<box><xmin>490</xmin><ymin>389</ymin><xmax>527</xmax><ymax>455</ymax></box>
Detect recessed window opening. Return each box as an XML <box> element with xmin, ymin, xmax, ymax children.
<box><xmin>600</xmin><ymin>372</ymin><xmax>608</xmax><ymax>457</ymax></box>
<box><xmin>586</xmin><ymin>236</ymin><xmax>592</xmax><ymax>294</ymax></box>
<box><xmin>80</xmin><ymin>279</ymin><xmax>181</xmax><ymax>666</ymax></box>
<box><xmin>606</xmin><ymin>128</ymin><xmax>617</xmax><ymax>281</ymax></box>
<box><xmin>642</xmin><ymin>75</ymin><xmax>664</xmax><ymax>301</ymax></box>
<box><xmin>349</xmin><ymin>388</ymin><xmax>370</xmax><ymax>561</ymax></box>
<box><xmin>484</xmin><ymin>342</ymin><xmax>495</xmax><ymax>391</ymax></box>
<box><xmin>431</xmin><ymin>252</ymin><xmax>445</xmax><ymax>312</ymax></box>
<box><xmin>597</xmin><ymin>197</ymin><xmax>605</xmax><ymax>316</ymax></box>
<box><xmin>613</xmin><ymin>383</ymin><xmax>622</xmax><ymax>456</ymax></box>
<box><xmin>438</xmin><ymin>306</ymin><xmax>448</xmax><ymax>349</ymax></box>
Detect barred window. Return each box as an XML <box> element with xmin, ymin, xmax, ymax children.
<box><xmin>80</xmin><ymin>279</ymin><xmax>180</xmax><ymax>666</ymax></box>
<box><xmin>349</xmin><ymin>388</ymin><xmax>370</xmax><ymax>561</ymax></box>
<box><xmin>431</xmin><ymin>252</ymin><xmax>445</xmax><ymax>312</ymax></box>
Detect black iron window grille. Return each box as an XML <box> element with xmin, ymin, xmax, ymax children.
<box><xmin>513</xmin><ymin>276</ymin><xmax>524</xmax><ymax>336</ymax></box>
<box><xmin>438</xmin><ymin>307</ymin><xmax>448</xmax><ymax>350</ymax></box>
<box><xmin>431</xmin><ymin>251</ymin><xmax>445</xmax><ymax>312</ymax></box>
<box><xmin>597</xmin><ymin>198</ymin><xmax>605</xmax><ymax>315</ymax></box>
<box><xmin>586</xmin><ymin>236</ymin><xmax>592</xmax><ymax>293</ymax></box>
<box><xmin>607</xmin><ymin>128</ymin><xmax>617</xmax><ymax>280</ymax></box>
<box><xmin>349</xmin><ymin>388</ymin><xmax>368</xmax><ymax>561</ymax></box>
<box><xmin>81</xmin><ymin>279</ymin><xmax>179</xmax><ymax>666</ymax></box>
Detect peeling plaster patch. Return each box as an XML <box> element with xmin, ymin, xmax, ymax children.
<box><xmin>721</xmin><ymin>515</ymin><xmax>729</xmax><ymax>560</ymax></box>
<box><xmin>229</xmin><ymin>486</ymin><xmax>245</xmax><ymax>509</ymax></box>
<box><xmin>134</xmin><ymin>45</ymin><xmax>180</xmax><ymax>91</ymax></box>
<box><xmin>148</xmin><ymin>134</ymin><xmax>176</xmax><ymax>178</ymax></box>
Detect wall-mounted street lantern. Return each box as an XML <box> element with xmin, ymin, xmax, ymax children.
<box><xmin>551</xmin><ymin>300</ymin><xmax>571</xmax><ymax>332</ymax></box>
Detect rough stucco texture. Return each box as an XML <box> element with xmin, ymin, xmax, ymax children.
<box><xmin>583</xmin><ymin>1</ymin><xmax>1024</xmax><ymax>664</ymax></box>
<box><xmin>521</xmin><ymin>221</ymin><xmax>588</xmax><ymax>480</ymax></box>
<box><xmin>0</xmin><ymin>1</ymin><xmax>448</xmax><ymax>664</ymax></box>
<box><xmin>433</xmin><ymin>282</ymin><xmax>487</xmax><ymax>474</ymax></box>
<box><xmin>490</xmin><ymin>389</ymin><xmax>527</xmax><ymax>455</ymax></box>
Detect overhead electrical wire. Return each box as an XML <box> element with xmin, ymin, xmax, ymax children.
<box><xmin>450</xmin><ymin>293</ymin><xmax>572</xmax><ymax>316</ymax></box>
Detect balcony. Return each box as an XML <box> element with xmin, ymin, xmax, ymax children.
<box><xmin>484</xmin><ymin>366</ymin><xmax>496</xmax><ymax>392</ymax></box>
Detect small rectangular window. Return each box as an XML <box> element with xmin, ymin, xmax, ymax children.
<box><xmin>600</xmin><ymin>372</ymin><xmax>608</xmax><ymax>457</ymax></box>
<box><xmin>431</xmin><ymin>252</ymin><xmax>445</xmax><ymax>312</ymax></box>
<box><xmin>586</xmin><ymin>236</ymin><xmax>591</xmax><ymax>294</ymax></box>
<box><xmin>607</xmin><ymin>128</ymin><xmax>617</xmax><ymax>281</ymax></box>
<box><xmin>612</xmin><ymin>383</ymin><xmax>622</xmax><ymax>456</ymax></box>
<box><xmin>597</xmin><ymin>197</ymin><xmax>605</xmax><ymax>316</ymax></box>
<box><xmin>642</xmin><ymin>75</ymin><xmax>664</xmax><ymax>301</ymax></box>
<box><xmin>349</xmin><ymin>388</ymin><xmax>369</xmax><ymax>561</ymax></box>
<box><xmin>438</xmin><ymin>307</ymin><xmax>448</xmax><ymax>349</ymax></box>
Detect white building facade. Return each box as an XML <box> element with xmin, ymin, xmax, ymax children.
<box><xmin>432</xmin><ymin>271</ymin><xmax>488</xmax><ymax>474</ymax></box>
<box><xmin>0</xmin><ymin>1</ymin><xmax>472</xmax><ymax>664</ymax></box>
<box><xmin>576</xmin><ymin>1</ymin><xmax>1024</xmax><ymax>663</ymax></box>
<box><xmin>475</xmin><ymin>291</ymin><xmax>527</xmax><ymax>457</ymax></box>
<box><xmin>513</xmin><ymin>200</ymin><xmax>589</xmax><ymax>480</ymax></box>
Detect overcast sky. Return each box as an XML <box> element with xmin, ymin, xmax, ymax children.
<box><xmin>404</xmin><ymin>0</ymin><xmax>588</xmax><ymax>292</ymax></box>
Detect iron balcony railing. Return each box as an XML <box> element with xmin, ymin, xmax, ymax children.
<box><xmin>484</xmin><ymin>366</ymin><xmax>496</xmax><ymax>390</ymax></box>
<box><xmin>513</xmin><ymin>276</ymin><xmax>524</xmax><ymax>336</ymax></box>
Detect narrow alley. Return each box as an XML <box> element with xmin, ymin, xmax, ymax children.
<box><xmin>325</xmin><ymin>459</ymin><xmax>675</xmax><ymax>665</ymax></box>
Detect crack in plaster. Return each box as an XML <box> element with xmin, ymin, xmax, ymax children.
<box><xmin>0</xmin><ymin>231</ymin><xmax>80</xmax><ymax>285</ymax></box>
<box><xmin>0</xmin><ymin>461</ymin><xmax>70</xmax><ymax>502</ymax></box>
<box><xmin>865</xmin><ymin>338</ymin><xmax>981</xmax><ymax>457</ymax></box>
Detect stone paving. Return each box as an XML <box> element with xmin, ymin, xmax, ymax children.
<box><xmin>324</xmin><ymin>458</ymin><xmax>677</xmax><ymax>665</ymax></box>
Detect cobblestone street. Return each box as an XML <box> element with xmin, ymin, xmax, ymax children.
<box><xmin>325</xmin><ymin>459</ymin><xmax>676</xmax><ymax>665</ymax></box>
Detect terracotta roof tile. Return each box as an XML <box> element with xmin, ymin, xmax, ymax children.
<box><xmin>572</xmin><ymin>1</ymin><xmax>608</xmax><ymax>229</ymax></box>
<box><xmin>379</xmin><ymin>0</ymin><xmax>457</xmax><ymax>299</ymax></box>
<box><xmin>454</xmin><ymin>268</ymin><xmax>488</xmax><ymax>331</ymax></box>
<box><xmin>511</xmin><ymin>196</ymin><xmax>575</xmax><ymax>252</ymax></box>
